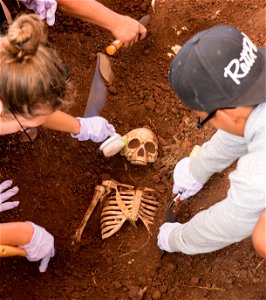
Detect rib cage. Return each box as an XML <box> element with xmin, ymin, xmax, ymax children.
<box><xmin>73</xmin><ymin>179</ymin><xmax>159</xmax><ymax>242</ymax></box>
<box><xmin>100</xmin><ymin>182</ymin><xmax>159</xmax><ymax>239</ymax></box>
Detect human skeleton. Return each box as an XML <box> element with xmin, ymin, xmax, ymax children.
<box><xmin>73</xmin><ymin>179</ymin><xmax>159</xmax><ymax>242</ymax></box>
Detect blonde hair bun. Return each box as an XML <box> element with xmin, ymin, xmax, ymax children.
<box><xmin>7</xmin><ymin>14</ymin><xmax>47</xmax><ymax>61</ymax></box>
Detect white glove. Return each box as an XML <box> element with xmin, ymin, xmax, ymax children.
<box><xmin>157</xmin><ymin>222</ymin><xmax>181</xmax><ymax>253</ymax></box>
<box><xmin>0</xmin><ymin>180</ymin><xmax>19</xmax><ymax>212</ymax></box>
<box><xmin>173</xmin><ymin>157</ymin><xmax>203</xmax><ymax>200</ymax></box>
<box><xmin>19</xmin><ymin>0</ymin><xmax>57</xmax><ymax>26</ymax></box>
<box><xmin>20</xmin><ymin>222</ymin><xmax>55</xmax><ymax>272</ymax></box>
<box><xmin>71</xmin><ymin>117</ymin><xmax>116</xmax><ymax>143</ymax></box>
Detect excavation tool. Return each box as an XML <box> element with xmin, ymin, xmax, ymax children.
<box><xmin>105</xmin><ymin>14</ymin><xmax>150</xmax><ymax>56</ymax></box>
<box><xmin>99</xmin><ymin>133</ymin><xmax>128</xmax><ymax>157</ymax></box>
<box><xmin>0</xmin><ymin>245</ymin><xmax>26</xmax><ymax>257</ymax></box>
<box><xmin>160</xmin><ymin>145</ymin><xmax>201</xmax><ymax>257</ymax></box>
<box><xmin>84</xmin><ymin>52</ymin><xmax>114</xmax><ymax>117</ymax></box>
<box><xmin>99</xmin><ymin>126</ymin><xmax>159</xmax><ymax>161</ymax></box>
<box><xmin>0</xmin><ymin>0</ymin><xmax>12</xmax><ymax>25</ymax></box>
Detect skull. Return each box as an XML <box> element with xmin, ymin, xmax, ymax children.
<box><xmin>121</xmin><ymin>127</ymin><xmax>158</xmax><ymax>165</ymax></box>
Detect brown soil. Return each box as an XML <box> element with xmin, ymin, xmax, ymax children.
<box><xmin>1</xmin><ymin>0</ymin><xmax>265</xmax><ymax>299</ymax></box>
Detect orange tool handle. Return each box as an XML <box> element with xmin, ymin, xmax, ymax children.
<box><xmin>0</xmin><ymin>245</ymin><xmax>26</xmax><ymax>257</ymax></box>
<box><xmin>106</xmin><ymin>39</ymin><xmax>124</xmax><ymax>56</ymax></box>
<box><xmin>106</xmin><ymin>15</ymin><xmax>150</xmax><ymax>56</ymax></box>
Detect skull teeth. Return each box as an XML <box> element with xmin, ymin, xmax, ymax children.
<box><xmin>131</xmin><ymin>160</ymin><xmax>146</xmax><ymax>165</ymax></box>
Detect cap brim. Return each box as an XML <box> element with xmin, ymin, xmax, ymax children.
<box><xmin>233</xmin><ymin>47</ymin><xmax>266</xmax><ymax>107</ymax></box>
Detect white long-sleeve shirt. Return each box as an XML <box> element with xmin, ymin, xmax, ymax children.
<box><xmin>168</xmin><ymin>103</ymin><xmax>265</xmax><ymax>254</ymax></box>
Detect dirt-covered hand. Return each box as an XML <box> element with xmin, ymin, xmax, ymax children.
<box><xmin>71</xmin><ymin>117</ymin><xmax>115</xmax><ymax>143</ymax></box>
<box><xmin>19</xmin><ymin>0</ymin><xmax>57</xmax><ymax>26</ymax></box>
<box><xmin>20</xmin><ymin>222</ymin><xmax>55</xmax><ymax>272</ymax></box>
<box><xmin>157</xmin><ymin>222</ymin><xmax>181</xmax><ymax>253</ymax></box>
<box><xmin>111</xmin><ymin>15</ymin><xmax>147</xmax><ymax>48</ymax></box>
<box><xmin>173</xmin><ymin>157</ymin><xmax>203</xmax><ymax>200</ymax></box>
<box><xmin>0</xmin><ymin>180</ymin><xmax>19</xmax><ymax>212</ymax></box>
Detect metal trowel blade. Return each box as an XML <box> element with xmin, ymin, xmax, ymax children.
<box><xmin>160</xmin><ymin>196</ymin><xmax>180</xmax><ymax>258</ymax></box>
<box><xmin>84</xmin><ymin>52</ymin><xmax>113</xmax><ymax>117</ymax></box>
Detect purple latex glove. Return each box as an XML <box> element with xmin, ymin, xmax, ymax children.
<box><xmin>0</xmin><ymin>180</ymin><xmax>19</xmax><ymax>212</ymax></box>
<box><xmin>71</xmin><ymin>117</ymin><xmax>116</xmax><ymax>143</ymax></box>
<box><xmin>19</xmin><ymin>0</ymin><xmax>57</xmax><ymax>26</ymax></box>
<box><xmin>20</xmin><ymin>222</ymin><xmax>55</xmax><ymax>272</ymax></box>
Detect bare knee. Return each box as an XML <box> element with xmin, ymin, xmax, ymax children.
<box><xmin>252</xmin><ymin>210</ymin><xmax>266</xmax><ymax>258</ymax></box>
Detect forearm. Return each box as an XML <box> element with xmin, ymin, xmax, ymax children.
<box><xmin>190</xmin><ymin>130</ymin><xmax>248</xmax><ymax>184</ymax></box>
<box><xmin>0</xmin><ymin>222</ymin><xmax>33</xmax><ymax>246</ymax></box>
<box><xmin>42</xmin><ymin>110</ymin><xmax>80</xmax><ymax>134</ymax></box>
<box><xmin>57</xmin><ymin>0</ymin><xmax>122</xmax><ymax>31</ymax></box>
<box><xmin>168</xmin><ymin>198</ymin><xmax>261</xmax><ymax>255</ymax></box>
<box><xmin>168</xmin><ymin>159</ymin><xmax>265</xmax><ymax>255</ymax></box>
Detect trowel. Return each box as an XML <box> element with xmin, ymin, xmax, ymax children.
<box><xmin>160</xmin><ymin>145</ymin><xmax>201</xmax><ymax>258</ymax></box>
<box><xmin>105</xmin><ymin>14</ymin><xmax>150</xmax><ymax>56</ymax></box>
<box><xmin>84</xmin><ymin>52</ymin><xmax>114</xmax><ymax>117</ymax></box>
<box><xmin>160</xmin><ymin>194</ymin><xmax>181</xmax><ymax>258</ymax></box>
<box><xmin>83</xmin><ymin>52</ymin><xmax>127</xmax><ymax>155</ymax></box>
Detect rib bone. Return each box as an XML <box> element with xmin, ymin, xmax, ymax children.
<box><xmin>73</xmin><ymin>179</ymin><xmax>159</xmax><ymax>242</ymax></box>
<box><xmin>101</xmin><ymin>184</ymin><xmax>159</xmax><ymax>239</ymax></box>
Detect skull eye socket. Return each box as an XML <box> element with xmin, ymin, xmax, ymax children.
<box><xmin>128</xmin><ymin>139</ymin><xmax>140</xmax><ymax>148</ymax></box>
<box><xmin>145</xmin><ymin>141</ymin><xmax>156</xmax><ymax>153</ymax></box>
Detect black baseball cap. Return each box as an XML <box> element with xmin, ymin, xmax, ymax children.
<box><xmin>169</xmin><ymin>25</ymin><xmax>266</xmax><ymax>113</ymax></box>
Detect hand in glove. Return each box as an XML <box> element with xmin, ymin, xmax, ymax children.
<box><xmin>71</xmin><ymin>117</ymin><xmax>115</xmax><ymax>143</ymax></box>
<box><xmin>20</xmin><ymin>222</ymin><xmax>55</xmax><ymax>272</ymax></box>
<box><xmin>157</xmin><ymin>222</ymin><xmax>181</xmax><ymax>253</ymax></box>
<box><xmin>19</xmin><ymin>0</ymin><xmax>57</xmax><ymax>26</ymax></box>
<box><xmin>173</xmin><ymin>157</ymin><xmax>203</xmax><ymax>200</ymax></box>
<box><xmin>0</xmin><ymin>180</ymin><xmax>19</xmax><ymax>212</ymax></box>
